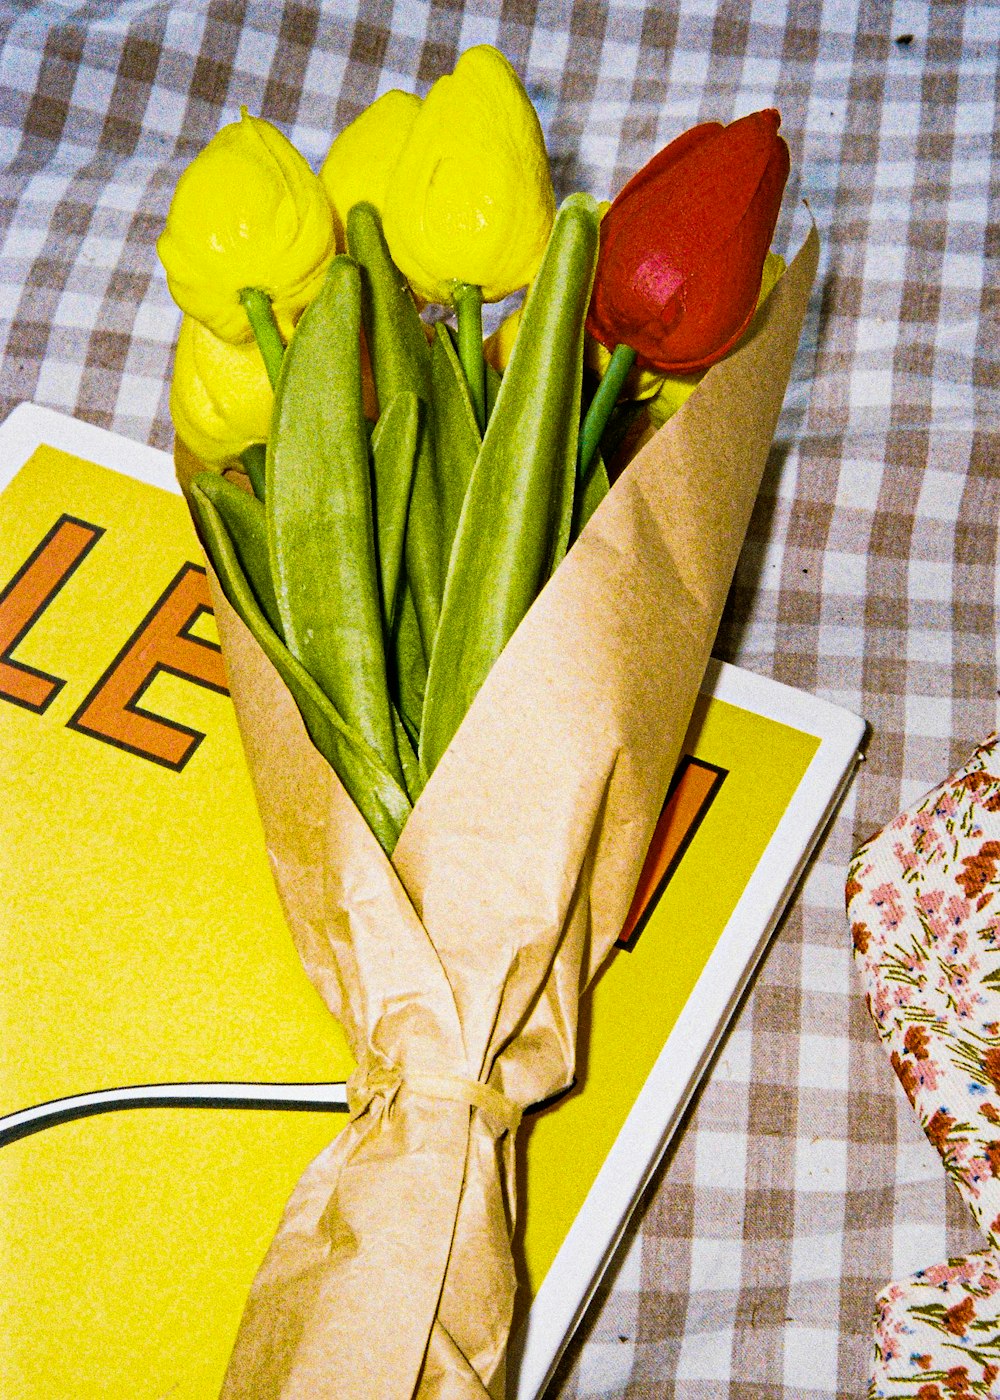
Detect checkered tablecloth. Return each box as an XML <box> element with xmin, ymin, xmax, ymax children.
<box><xmin>1</xmin><ymin>2</ymin><xmax>997</xmax><ymax>1396</ymax></box>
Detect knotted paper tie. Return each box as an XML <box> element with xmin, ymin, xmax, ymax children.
<box><xmin>347</xmin><ymin>1057</ymin><xmax>523</xmax><ymax>1138</ymax></box>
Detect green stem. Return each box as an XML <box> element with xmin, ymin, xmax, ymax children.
<box><xmin>578</xmin><ymin>342</ymin><xmax>636</xmax><ymax>479</ymax></box>
<box><xmin>453</xmin><ymin>282</ymin><xmax>485</xmax><ymax>432</ymax></box>
<box><xmin>240</xmin><ymin>287</ymin><xmax>285</xmax><ymax>388</ymax></box>
<box><xmin>241</xmin><ymin>441</ymin><xmax>267</xmax><ymax>501</ymax></box>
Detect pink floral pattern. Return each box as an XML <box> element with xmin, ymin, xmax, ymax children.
<box><xmin>871</xmin><ymin>1250</ymin><xmax>1000</xmax><ymax>1398</ymax></box>
<box><xmin>849</xmin><ymin>735</ymin><xmax>1000</xmax><ymax>1396</ymax></box>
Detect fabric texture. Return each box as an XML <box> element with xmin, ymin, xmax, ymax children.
<box><xmin>0</xmin><ymin>3</ymin><xmax>997</xmax><ymax>1396</ymax></box>
<box><xmin>849</xmin><ymin>736</ymin><xmax>1000</xmax><ymax>1397</ymax></box>
<box><xmin>871</xmin><ymin>1249</ymin><xmax>1000</xmax><ymax>1399</ymax></box>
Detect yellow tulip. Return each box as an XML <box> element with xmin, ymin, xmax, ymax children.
<box><xmin>157</xmin><ymin>110</ymin><xmax>336</xmax><ymax>343</ymax></box>
<box><xmin>321</xmin><ymin>90</ymin><xmax>421</xmax><ymax>249</ymax></box>
<box><xmin>382</xmin><ymin>46</ymin><xmax>554</xmax><ymax>304</ymax></box>
<box><xmin>170</xmin><ymin>314</ymin><xmax>273</xmax><ymax>463</ymax></box>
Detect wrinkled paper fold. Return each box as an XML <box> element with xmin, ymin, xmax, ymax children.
<box><xmin>177</xmin><ymin>227</ymin><xmax>818</xmax><ymax>1398</ymax></box>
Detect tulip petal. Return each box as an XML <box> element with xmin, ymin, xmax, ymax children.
<box><xmin>321</xmin><ymin>90</ymin><xmax>422</xmax><ymax>250</ymax></box>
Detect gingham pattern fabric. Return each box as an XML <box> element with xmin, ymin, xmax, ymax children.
<box><xmin>1</xmin><ymin>3</ymin><xmax>996</xmax><ymax>1396</ymax></box>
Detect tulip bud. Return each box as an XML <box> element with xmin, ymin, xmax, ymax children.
<box><xmin>170</xmin><ymin>314</ymin><xmax>273</xmax><ymax>463</ymax></box>
<box><xmin>158</xmin><ymin>110</ymin><xmax>336</xmax><ymax>343</ymax></box>
<box><xmin>586</xmin><ymin>109</ymin><xmax>790</xmax><ymax>375</ymax></box>
<box><xmin>382</xmin><ymin>46</ymin><xmax>555</xmax><ymax>304</ymax></box>
<box><xmin>321</xmin><ymin>90</ymin><xmax>422</xmax><ymax>250</ymax></box>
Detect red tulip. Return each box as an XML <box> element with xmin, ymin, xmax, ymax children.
<box><xmin>585</xmin><ymin>109</ymin><xmax>790</xmax><ymax>375</ymax></box>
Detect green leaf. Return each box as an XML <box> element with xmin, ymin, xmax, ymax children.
<box><xmin>420</xmin><ymin>194</ymin><xmax>600</xmax><ymax>774</ymax></box>
<box><xmin>190</xmin><ymin>480</ymin><xmax>411</xmax><ymax>856</ymax></box>
<box><xmin>392</xmin><ymin>585</ymin><xmax>428</xmax><ymax>747</ymax></box>
<box><xmin>392</xmin><ymin>703</ymin><xmax>426</xmax><ymax>805</ymax></box>
<box><xmin>485</xmin><ymin>360</ymin><xmax>501</xmax><ymax>422</ymax></box>
<box><xmin>347</xmin><ymin>203</ymin><xmax>443</xmax><ymax>667</ymax></box>
<box><xmin>430</xmin><ymin>323</ymin><xmax>480</xmax><ymax>563</ymax></box>
<box><xmin>240</xmin><ymin>442</ymin><xmax>267</xmax><ymax>501</ymax></box>
<box><xmin>570</xmin><ymin>452</ymin><xmax>610</xmax><ymax>544</ymax></box>
<box><xmin>370</xmin><ymin>390</ymin><xmax>420</xmax><ymax>633</ymax></box>
<box><xmin>192</xmin><ymin>471</ymin><xmax>283</xmax><ymax>638</ymax></box>
<box><xmin>266</xmin><ymin>254</ymin><xmax>404</xmax><ymax>791</ymax></box>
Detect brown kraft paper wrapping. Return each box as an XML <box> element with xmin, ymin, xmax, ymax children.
<box><xmin>177</xmin><ymin>227</ymin><xmax>818</xmax><ymax>1399</ymax></box>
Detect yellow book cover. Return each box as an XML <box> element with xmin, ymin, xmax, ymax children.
<box><xmin>0</xmin><ymin>405</ymin><xmax>864</xmax><ymax>1399</ymax></box>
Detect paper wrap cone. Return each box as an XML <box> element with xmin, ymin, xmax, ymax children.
<box><xmin>178</xmin><ymin>228</ymin><xmax>818</xmax><ymax>1398</ymax></box>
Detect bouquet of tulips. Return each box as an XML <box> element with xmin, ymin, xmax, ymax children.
<box><xmin>159</xmin><ymin>46</ymin><xmax>816</xmax><ymax>1400</ymax></box>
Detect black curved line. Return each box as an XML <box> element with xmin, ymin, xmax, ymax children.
<box><xmin>0</xmin><ymin>1083</ymin><xmax>349</xmax><ymax>1150</ymax></box>
<box><xmin>1</xmin><ymin>1077</ymin><xmax>569</xmax><ymax>1151</ymax></box>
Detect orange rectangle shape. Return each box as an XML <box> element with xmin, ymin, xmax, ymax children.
<box><xmin>618</xmin><ymin>757</ymin><xmax>727</xmax><ymax>948</ymax></box>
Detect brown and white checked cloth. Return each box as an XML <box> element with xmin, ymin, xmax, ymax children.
<box><xmin>1</xmin><ymin>2</ymin><xmax>996</xmax><ymax>1396</ymax></box>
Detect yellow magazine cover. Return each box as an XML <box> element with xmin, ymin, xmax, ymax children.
<box><xmin>0</xmin><ymin>406</ymin><xmax>864</xmax><ymax>1399</ymax></box>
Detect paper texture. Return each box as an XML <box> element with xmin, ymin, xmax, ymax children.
<box><xmin>182</xmin><ymin>227</ymin><xmax>818</xmax><ymax>1398</ymax></box>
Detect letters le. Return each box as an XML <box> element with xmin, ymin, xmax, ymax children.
<box><xmin>1</xmin><ymin>517</ymin><xmax>228</xmax><ymax>771</ymax></box>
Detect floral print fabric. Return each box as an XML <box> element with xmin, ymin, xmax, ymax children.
<box><xmin>848</xmin><ymin>734</ymin><xmax>1000</xmax><ymax>1397</ymax></box>
<box><xmin>871</xmin><ymin>1250</ymin><xmax>1000</xmax><ymax>1398</ymax></box>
